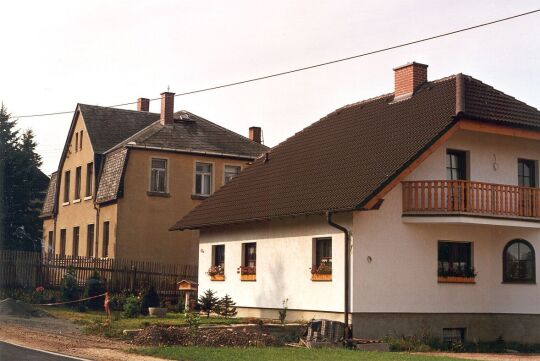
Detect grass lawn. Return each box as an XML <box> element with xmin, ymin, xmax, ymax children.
<box><xmin>40</xmin><ymin>306</ymin><xmax>240</xmax><ymax>337</ymax></box>
<box><xmin>134</xmin><ymin>346</ymin><xmax>467</xmax><ymax>361</ymax></box>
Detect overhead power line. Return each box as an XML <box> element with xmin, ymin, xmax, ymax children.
<box><xmin>13</xmin><ymin>8</ymin><xmax>540</xmax><ymax>119</ymax></box>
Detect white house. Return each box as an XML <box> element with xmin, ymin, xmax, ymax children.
<box><xmin>172</xmin><ymin>62</ymin><xmax>540</xmax><ymax>343</ymax></box>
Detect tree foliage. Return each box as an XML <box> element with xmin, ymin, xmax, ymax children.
<box><xmin>217</xmin><ymin>294</ymin><xmax>237</xmax><ymax>318</ymax></box>
<box><xmin>0</xmin><ymin>104</ymin><xmax>48</xmax><ymax>251</ymax></box>
<box><xmin>198</xmin><ymin>289</ymin><xmax>219</xmax><ymax>318</ymax></box>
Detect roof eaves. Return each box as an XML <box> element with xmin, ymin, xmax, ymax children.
<box><xmin>126</xmin><ymin>144</ymin><xmax>258</xmax><ymax>160</ymax></box>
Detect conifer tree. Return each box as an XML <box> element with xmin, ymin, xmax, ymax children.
<box><xmin>218</xmin><ymin>294</ymin><xmax>237</xmax><ymax>318</ymax></box>
<box><xmin>198</xmin><ymin>289</ymin><xmax>219</xmax><ymax>318</ymax></box>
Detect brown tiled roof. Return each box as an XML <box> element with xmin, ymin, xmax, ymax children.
<box><xmin>96</xmin><ymin>148</ymin><xmax>128</xmax><ymax>204</ymax></box>
<box><xmin>172</xmin><ymin>74</ymin><xmax>540</xmax><ymax>230</ymax></box>
<box><xmin>40</xmin><ymin>172</ymin><xmax>57</xmax><ymax>218</ymax></box>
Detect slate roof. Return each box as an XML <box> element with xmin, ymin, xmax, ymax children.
<box><xmin>95</xmin><ymin>148</ymin><xmax>128</xmax><ymax>204</ymax></box>
<box><xmin>117</xmin><ymin>111</ymin><xmax>268</xmax><ymax>159</ymax></box>
<box><xmin>172</xmin><ymin>74</ymin><xmax>540</xmax><ymax>230</ymax></box>
<box><xmin>78</xmin><ymin>104</ymin><xmax>159</xmax><ymax>153</ymax></box>
<box><xmin>40</xmin><ymin>172</ymin><xmax>57</xmax><ymax>218</ymax></box>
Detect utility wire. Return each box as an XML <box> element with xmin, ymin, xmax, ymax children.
<box><xmin>13</xmin><ymin>8</ymin><xmax>540</xmax><ymax>119</ymax></box>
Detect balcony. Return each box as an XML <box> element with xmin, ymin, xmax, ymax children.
<box><xmin>402</xmin><ymin>180</ymin><xmax>540</xmax><ymax>226</ymax></box>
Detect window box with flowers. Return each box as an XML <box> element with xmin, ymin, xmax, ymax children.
<box><xmin>438</xmin><ymin>266</ymin><xmax>477</xmax><ymax>284</ymax></box>
<box><xmin>207</xmin><ymin>265</ymin><xmax>225</xmax><ymax>281</ymax></box>
<box><xmin>238</xmin><ymin>266</ymin><xmax>256</xmax><ymax>281</ymax></box>
<box><xmin>311</xmin><ymin>258</ymin><xmax>332</xmax><ymax>281</ymax></box>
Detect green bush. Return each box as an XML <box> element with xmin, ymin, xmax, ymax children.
<box><xmin>198</xmin><ymin>289</ymin><xmax>219</xmax><ymax>318</ymax></box>
<box><xmin>61</xmin><ymin>266</ymin><xmax>80</xmax><ymax>306</ymax></box>
<box><xmin>140</xmin><ymin>285</ymin><xmax>160</xmax><ymax>316</ymax></box>
<box><xmin>84</xmin><ymin>270</ymin><xmax>106</xmax><ymax>310</ymax></box>
<box><xmin>185</xmin><ymin>311</ymin><xmax>200</xmax><ymax>341</ymax></box>
<box><xmin>123</xmin><ymin>296</ymin><xmax>140</xmax><ymax>318</ymax></box>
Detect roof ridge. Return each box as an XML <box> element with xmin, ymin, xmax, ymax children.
<box><xmin>78</xmin><ymin>103</ymin><xmax>160</xmax><ymax>116</ymax></box>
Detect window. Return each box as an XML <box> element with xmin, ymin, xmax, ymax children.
<box><xmin>87</xmin><ymin>224</ymin><xmax>94</xmax><ymax>257</ymax></box>
<box><xmin>72</xmin><ymin>227</ymin><xmax>79</xmax><ymax>256</ymax></box>
<box><xmin>242</xmin><ymin>242</ymin><xmax>256</xmax><ymax>271</ymax></box>
<box><xmin>75</xmin><ymin>166</ymin><xmax>82</xmax><ymax>200</ymax></box>
<box><xmin>518</xmin><ymin>159</ymin><xmax>536</xmax><ymax>187</ymax></box>
<box><xmin>312</xmin><ymin>238</ymin><xmax>332</xmax><ymax>280</ymax></box>
<box><xmin>213</xmin><ymin>245</ymin><xmax>225</xmax><ymax>268</ymax></box>
<box><xmin>48</xmin><ymin>231</ymin><xmax>54</xmax><ymax>256</ymax></box>
<box><xmin>60</xmin><ymin>229</ymin><xmax>66</xmax><ymax>256</ymax></box>
<box><xmin>79</xmin><ymin>130</ymin><xmax>83</xmax><ymax>150</ymax></box>
<box><xmin>102</xmin><ymin>221</ymin><xmax>110</xmax><ymax>258</ymax></box>
<box><xmin>63</xmin><ymin>170</ymin><xmax>71</xmax><ymax>202</ymax></box>
<box><xmin>438</xmin><ymin>241</ymin><xmax>474</xmax><ymax>277</ymax></box>
<box><xmin>150</xmin><ymin>158</ymin><xmax>167</xmax><ymax>193</ymax></box>
<box><xmin>446</xmin><ymin>150</ymin><xmax>467</xmax><ymax>180</ymax></box>
<box><xmin>503</xmin><ymin>239</ymin><xmax>535</xmax><ymax>283</ymax></box>
<box><xmin>195</xmin><ymin>162</ymin><xmax>213</xmax><ymax>195</ymax></box>
<box><xmin>443</xmin><ymin>328</ymin><xmax>465</xmax><ymax>344</ymax></box>
<box><xmin>224</xmin><ymin>165</ymin><xmax>241</xmax><ymax>184</ymax></box>
<box><xmin>75</xmin><ymin>132</ymin><xmax>79</xmax><ymax>152</ymax></box>
<box><xmin>86</xmin><ymin>162</ymin><xmax>93</xmax><ymax>197</ymax></box>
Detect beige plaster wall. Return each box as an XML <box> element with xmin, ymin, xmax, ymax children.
<box><xmin>53</xmin><ymin>112</ymin><xmax>102</xmax><ymax>257</ymax></box>
<box><xmin>116</xmin><ymin>148</ymin><xmax>250</xmax><ymax>264</ymax></box>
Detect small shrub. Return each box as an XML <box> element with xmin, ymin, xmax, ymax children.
<box><xmin>61</xmin><ymin>266</ymin><xmax>80</xmax><ymax>306</ymax></box>
<box><xmin>278</xmin><ymin>298</ymin><xmax>288</xmax><ymax>324</ymax></box>
<box><xmin>217</xmin><ymin>294</ymin><xmax>237</xmax><ymax>318</ymax></box>
<box><xmin>123</xmin><ymin>296</ymin><xmax>140</xmax><ymax>318</ymax></box>
<box><xmin>185</xmin><ymin>311</ymin><xmax>200</xmax><ymax>341</ymax></box>
<box><xmin>140</xmin><ymin>286</ymin><xmax>160</xmax><ymax>316</ymax></box>
<box><xmin>198</xmin><ymin>289</ymin><xmax>219</xmax><ymax>318</ymax></box>
<box><xmin>84</xmin><ymin>270</ymin><xmax>106</xmax><ymax>310</ymax></box>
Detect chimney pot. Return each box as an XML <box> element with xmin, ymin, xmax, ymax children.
<box><xmin>393</xmin><ymin>62</ymin><xmax>428</xmax><ymax>99</ymax></box>
<box><xmin>160</xmin><ymin>92</ymin><xmax>175</xmax><ymax>125</ymax></box>
<box><xmin>249</xmin><ymin>127</ymin><xmax>262</xmax><ymax>144</ymax></box>
<box><xmin>137</xmin><ymin>98</ymin><xmax>150</xmax><ymax>112</ymax></box>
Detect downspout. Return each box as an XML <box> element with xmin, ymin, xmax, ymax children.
<box><xmin>326</xmin><ymin>211</ymin><xmax>351</xmax><ymax>339</ymax></box>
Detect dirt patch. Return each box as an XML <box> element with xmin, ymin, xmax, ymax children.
<box><xmin>0</xmin><ymin>298</ymin><xmax>50</xmax><ymax>318</ymax></box>
<box><xmin>133</xmin><ymin>325</ymin><xmax>280</xmax><ymax>347</ymax></box>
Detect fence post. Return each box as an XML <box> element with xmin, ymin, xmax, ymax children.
<box><xmin>130</xmin><ymin>265</ymin><xmax>137</xmax><ymax>293</ymax></box>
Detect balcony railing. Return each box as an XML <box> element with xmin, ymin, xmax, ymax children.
<box><xmin>402</xmin><ymin>180</ymin><xmax>540</xmax><ymax>219</ymax></box>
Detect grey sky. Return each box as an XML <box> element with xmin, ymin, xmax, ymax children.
<box><xmin>2</xmin><ymin>1</ymin><xmax>539</xmax><ymax>175</ymax></box>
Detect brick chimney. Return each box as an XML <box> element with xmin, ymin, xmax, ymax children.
<box><xmin>393</xmin><ymin>62</ymin><xmax>428</xmax><ymax>99</ymax></box>
<box><xmin>249</xmin><ymin>127</ymin><xmax>262</xmax><ymax>143</ymax></box>
<box><xmin>137</xmin><ymin>98</ymin><xmax>150</xmax><ymax>112</ymax></box>
<box><xmin>160</xmin><ymin>92</ymin><xmax>175</xmax><ymax>125</ymax></box>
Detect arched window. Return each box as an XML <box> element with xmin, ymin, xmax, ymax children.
<box><xmin>503</xmin><ymin>239</ymin><xmax>536</xmax><ymax>283</ymax></box>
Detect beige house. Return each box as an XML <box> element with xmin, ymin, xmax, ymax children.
<box><xmin>40</xmin><ymin>92</ymin><xmax>267</xmax><ymax>265</ymax></box>
<box><xmin>174</xmin><ymin>63</ymin><xmax>540</xmax><ymax>342</ymax></box>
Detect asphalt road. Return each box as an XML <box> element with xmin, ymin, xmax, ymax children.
<box><xmin>0</xmin><ymin>341</ymin><xmax>87</xmax><ymax>361</ymax></box>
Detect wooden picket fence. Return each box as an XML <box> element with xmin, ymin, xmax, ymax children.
<box><xmin>0</xmin><ymin>250</ymin><xmax>197</xmax><ymax>296</ymax></box>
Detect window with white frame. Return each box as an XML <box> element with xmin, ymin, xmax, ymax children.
<box><xmin>195</xmin><ymin>162</ymin><xmax>213</xmax><ymax>195</ymax></box>
<box><xmin>224</xmin><ymin>165</ymin><xmax>241</xmax><ymax>184</ymax></box>
<box><xmin>150</xmin><ymin>158</ymin><xmax>167</xmax><ymax>193</ymax></box>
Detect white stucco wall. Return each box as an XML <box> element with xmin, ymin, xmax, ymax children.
<box><xmin>198</xmin><ymin>213</ymin><xmax>351</xmax><ymax>313</ymax></box>
<box><xmin>352</xmin><ymin>129</ymin><xmax>540</xmax><ymax>314</ymax></box>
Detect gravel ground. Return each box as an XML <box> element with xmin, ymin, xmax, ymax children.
<box><xmin>0</xmin><ymin>314</ymin><xmax>162</xmax><ymax>361</ymax></box>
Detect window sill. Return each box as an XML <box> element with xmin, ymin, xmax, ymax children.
<box><xmin>62</xmin><ymin>202</ymin><xmax>70</xmax><ymax>206</ymax></box>
<box><xmin>240</xmin><ymin>274</ymin><xmax>256</xmax><ymax>281</ymax></box>
<box><xmin>191</xmin><ymin>194</ymin><xmax>209</xmax><ymax>200</ymax></box>
<box><xmin>210</xmin><ymin>275</ymin><xmax>225</xmax><ymax>281</ymax></box>
<box><xmin>73</xmin><ymin>199</ymin><xmax>81</xmax><ymax>204</ymax></box>
<box><xmin>147</xmin><ymin>191</ymin><xmax>171</xmax><ymax>198</ymax></box>
<box><xmin>502</xmin><ymin>280</ymin><xmax>536</xmax><ymax>284</ymax></box>
<box><xmin>311</xmin><ymin>273</ymin><xmax>332</xmax><ymax>282</ymax></box>
<box><xmin>84</xmin><ymin>196</ymin><xmax>92</xmax><ymax>201</ymax></box>
<box><xmin>438</xmin><ymin>276</ymin><xmax>476</xmax><ymax>284</ymax></box>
